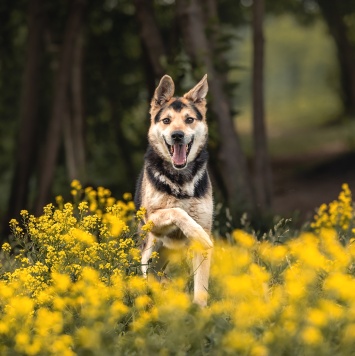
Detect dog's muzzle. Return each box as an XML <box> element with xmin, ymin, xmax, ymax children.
<box><xmin>164</xmin><ymin>131</ymin><xmax>194</xmax><ymax>169</ymax></box>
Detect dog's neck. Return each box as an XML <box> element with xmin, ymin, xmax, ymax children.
<box><xmin>144</xmin><ymin>143</ymin><xmax>209</xmax><ymax>199</ymax></box>
<box><xmin>145</xmin><ymin>143</ymin><xmax>208</xmax><ymax>182</ymax></box>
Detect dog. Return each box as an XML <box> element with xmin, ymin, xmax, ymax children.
<box><xmin>134</xmin><ymin>74</ymin><xmax>213</xmax><ymax>307</ymax></box>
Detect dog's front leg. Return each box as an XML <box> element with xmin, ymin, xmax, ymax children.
<box><xmin>149</xmin><ymin>208</ymin><xmax>213</xmax><ymax>249</ymax></box>
<box><xmin>193</xmin><ymin>248</ymin><xmax>212</xmax><ymax>307</ymax></box>
<box><xmin>141</xmin><ymin>233</ymin><xmax>162</xmax><ymax>277</ymax></box>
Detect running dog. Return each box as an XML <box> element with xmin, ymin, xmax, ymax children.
<box><xmin>134</xmin><ymin>74</ymin><xmax>213</xmax><ymax>307</ymax></box>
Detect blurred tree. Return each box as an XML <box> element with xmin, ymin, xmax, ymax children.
<box><xmin>316</xmin><ymin>0</ymin><xmax>355</xmax><ymax>116</ymax></box>
<box><xmin>176</xmin><ymin>0</ymin><xmax>255</xmax><ymax>219</ymax></box>
<box><xmin>83</xmin><ymin>0</ymin><xmax>145</xmax><ymax>190</ymax></box>
<box><xmin>64</xmin><ymin>30</ymin><xmax>86</xmax><ymax>183</ymax></box>
<box><xmin>3</xmin><ymin>0</ymin><xmax>347</xmax><ymax>238</ymax></box>
<box><xmin>35</xmin><ymin>0</ymin><xmax>86</xmax><ymax>214</ymax></box>
<box><xmin>252</xmin><ymin>0</ymin><xmax>272</xmax><ymax>213</ymax></box>
<box><xmin>2</xmin><ymin>0</ymin><xmax>43</xmax><ymax>240</ymax></box>
<box><xmin>266</xmin><ymin>0</ymin><xmax>355</xmax><ymax>117</ymax></box>
<box><xmin>134</xmin><ymin>0</ymin><xmax>167</xmax><ymax>79</ymax></box>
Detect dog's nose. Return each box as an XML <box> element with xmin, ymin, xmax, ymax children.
<box><xmin>171</xmin><ymin>131</ymin><xmax>184</xmax><ymax>142</ymax></box>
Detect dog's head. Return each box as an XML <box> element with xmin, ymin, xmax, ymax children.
<box><xmin>148</xmin><ymin>75</ymin><xmax>209</xmax><ymax>170</ymax></box>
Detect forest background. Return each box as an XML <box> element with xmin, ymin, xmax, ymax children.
<box><xmin>1</xmin><ymin>0</ymin><xmax>355</xmax><ymax>241</ymax></box>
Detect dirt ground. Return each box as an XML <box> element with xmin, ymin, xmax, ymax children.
<box><xmin>272</xmin><ymin>147</ymin><xmax>355</xmax><ymax>225</ymax></box>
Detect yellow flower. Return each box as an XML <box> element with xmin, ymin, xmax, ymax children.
<box><xmin>123</xmin><ymin>192</ymin><xmax>132</xmax><ymax>201</ymax></box>
<box><xmin>324</xmin><ymin>272</ymin><xmax>355</xmax><ymax>301</ymax></box>
<box><xmin>312</xmin><ymin>183</ymin><xmax>353</xmax><ymax>232</ymax></box>
<box><xmin>109</xmin><ymin>300</ymin><xmax>129</xmax><ymax>319</ymax></box>
<box><xmin>52</xmin><ymin>272</ymin><xmax>71</xmax><ymax>293</ymax></box>
<box><xmin>3</xmin><ymin>181</ymin><xmax>355</xmax><ymax>355</ymax></box>
<box><xmin>320</xmin><ymin>228</ymin><xmax>350</xmax><ymax>270</ymax></box>
<box><xmin>78</xmin><ymin>201</ymin><xmax>88</xmax><ymax>212</ymax></box>
<box><xmin>141</xmin><ymin>220</ymin><xmax>154</xmax><ymax>232</ymax></box>
<box><xmin>259</xmin><ymin>242</ymin><xmax>288</xmax><ymax>265</ymax></box>
<box><xmin>307</xmin><ymin>308</ymin><xmax>327</xmax><ymax>327</ymax></box>
<box><xmin>343</xmin><ymin>323</ymin><xmax>355</xmax><ymax>343</ymax></box>
<box><xmin>76</xmin><ymin>325</ymin><xmax>101</xmax><ymax>349</ymax></box>
<box><xmin>51</xmin><ymin>335</ymin><xmax>74</xmax><ymax>356</ymax></box>
<box><xmin>233</xmin><ymin>229</ymin><xmax>256</xmax><ymax>248</ymax></box>
<box><xmin>7</xmin><ymin>296</ymin><xmax>34</xmax><ymax>317</ymax></box>
<box><xmin>55</xmin><ymin>195</ymin><xmax>64</xmax><ymax>208</ymax></box>
<box><xmin>71</xmin><ymin>228</ymin><xmax>96</xmax><ymax>246</ymax></box>
<box><xmin>135</xmin><ymin>295</ymin><xmax>152</xmax><ymax>309</ymax></box>
<box><xmin>0</xmin><ymin>322</ymin><xmax>9</xmax><ymax>335</ymax></box>
<box><xmin>71</xmin><ymin>179</ymin><xmax>82</xmax><ymax>190</ymax></box>
<box><xmin>104</xmin><ymin>214</ymin><xmax>127</xmax><ymax>237</ymax></box>
<box><xmin>284</xmin><ymin>265</ymin><xmax>317</xmax><ymax>301</ymax></box>
<box><xmin>301</xmin><ymin>326</ymin><xmax>323</xmax><ymax>345</ymax></box>
<box><xmin>223</xmin><ymin>330</ymin><xmax>256</xmax><ymax>352</ymax></box>
<box><xmin>15</xmin><ymin>332</ymin><xmax>31</xmax><ymax>353</ymax></box>
<box><xmin>20</xmin><ymin>210</ymin><xmax>29</xmax><ymax>217</ymax></box>
<box><xmin>1</xmin><ymin>242</ymin><xmax>11</xmax><ymax>253</ymax></box>
<box><xmin>251</xmin><ymin>344</ymin><xmax>269</xmax><ymax>356</ymax></box>
<box><xmin>318</xmin><ymin>299</ymin><xmax>343</xmax><ymax>320</ymax></box>
<box><xmin>35</xmin><ymin>308</ymin><xmax>63</xmax><ymax>336</ymax></box>
<box><xmin>128</xmin><ymin>276</ymin><xmax>147</xmax><ymax>294</ymax></box>
<box><xmin>289</xmin><ymin>233</ymin><xmax>327</xmax><ymax>270</ymax></box>
<box><xmin>136</xmin><ymin>207</ymin><xmax>146</xmax><ymax>221</ymax></box>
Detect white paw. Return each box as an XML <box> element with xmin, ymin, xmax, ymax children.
<box><xmin>193</xmin><ymin>291</ymin><xmax>208</xmax><ymax>307</ymax></box>
<box><xmin>193</xmin><ymin>228</ymin><xmax>213</xmax><ymax>249</ymax></box>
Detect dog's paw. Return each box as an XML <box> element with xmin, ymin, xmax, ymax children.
<box><xmin>192</xmin><ymin>228</ymin><xmax>213</xmax><ymax>250</ymax></box>
<box><xmin>193</xmin><ymin>291</ymin><xmax>208</xmax><ymax>307</ymax></box>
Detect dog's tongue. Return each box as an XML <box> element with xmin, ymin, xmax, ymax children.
<box><xmin>172</xmin><ymin>144</ymin><xmax>187</xmax><ymax>166</ymax></box>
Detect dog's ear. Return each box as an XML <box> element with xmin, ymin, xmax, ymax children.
<box><xmin>151</xmin><ymin>75</ymin><xmax>175</xmax><ymax>108</ymax></box>
<box><xmin>183</xmin><ymin>74</ymin><xmax>208</xmax><ymax>103</ymax></box>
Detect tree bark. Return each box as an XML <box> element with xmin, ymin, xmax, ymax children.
<box><xmin>176</xmin><ymin>0</ymin><xmax>254</xmax><ymax>217</ymax></box>
<box><xmin>252</xmin><ymin>0</ymin><xmax>272</xmax><ymax>212</ymax></box>
<box><xmin>317</xmin><ymin>0</ymin><xmax>355</xmax><ymax>115</ymax></box>
<box><xmin>35</xmin><ymin>0</ymin><xmax>86</xmax><ymax>215</ymax></box>
<box><xmin>3</xmin><ymin>0</ymin><xmax>43</xmax><ymax>238</ymax></box>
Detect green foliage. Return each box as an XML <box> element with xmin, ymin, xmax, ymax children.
<box><xmin>232</xmin><ymin>15</ymin><xmax>342</xmax><ymax>134</ymax></box>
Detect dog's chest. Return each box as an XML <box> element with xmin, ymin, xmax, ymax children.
<box><xmin>143</xmin><ymin>179</ymin><xmax>213</xmax><ymax>229</ymax></box>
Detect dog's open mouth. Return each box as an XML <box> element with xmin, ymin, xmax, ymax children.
<box><xmin>164</xmin><ymin>137</ymin><xmax>194</xmax><ymax>168</ymax></box>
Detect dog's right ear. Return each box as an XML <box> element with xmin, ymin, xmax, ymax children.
<box><xmin>151</xmin><ymin>75</ymin><xmax>175</xmax><ymax>110</ymax></box>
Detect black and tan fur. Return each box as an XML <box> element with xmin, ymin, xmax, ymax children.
<box><xmin>134</xmin><ymin>74</ymin><xmax>213</xmax><ymax>307</ymax></box>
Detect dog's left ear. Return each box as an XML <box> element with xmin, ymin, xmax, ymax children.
<box><xmin>183</xmin><ymin>74</ymin><xmax>208</xmax><ymax>103</ymax></box>
<box><xmin>151</xmin><ymin>75</ymin><xmax>175</xmax><ymax>109</ymax></box>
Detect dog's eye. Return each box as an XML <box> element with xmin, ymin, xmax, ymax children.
<box><xmin>185</xmin><ymin>117</ymin><xmax>194</xmax><ymax>124</ymax></box>
<box><xmin>162</xmin><ymin>118</ymin><xmax>171</xmax><ymax>125</ymax></box>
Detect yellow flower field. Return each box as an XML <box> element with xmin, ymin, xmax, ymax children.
<box><xmin>1</xmin><ymin>182</ymin><xmax>355</xmax><ymax>355</ymax></box>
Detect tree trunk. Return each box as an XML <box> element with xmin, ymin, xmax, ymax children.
<box><xmin>134</xmin><ymin>0</ymin><xmax>167</xmax><ymax>79</ymax></box>
<box><xmin>35</xmin><ymin>0</ymin><xmax>86</xmax><ymax>215</ymax></box>
<box><xmin>69</xmin><ymin>30</ymin><xmax>86</xmax><ymax>182</ymax></box>
<box><xmin>63</xmin><ymin>94</ymin><xmax>77</xmax><ymax>181</ymax></box>
<box><xmin>2</xmin><ymin>0</ymin><xmax>43</xmax><ymax>239</ymax></box>
<box><xmin>252</xmin><ymin>0</ymin><xmax>272</xmax><ymax>213</ymax></box>
<box><xmin>176</xmin><ymin>0</ymin><xmax>254</xmax><ymax>218</ymax></box>
<box><xmin>317</xmin><ymin>0</ymin><xmax>355</xmax><ymax>115</ymax></box>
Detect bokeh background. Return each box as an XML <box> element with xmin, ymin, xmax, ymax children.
<box><xmin>1</xmin><ymin>0</ymin><xmax>355</xmax><ymax>238</ymax></box>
